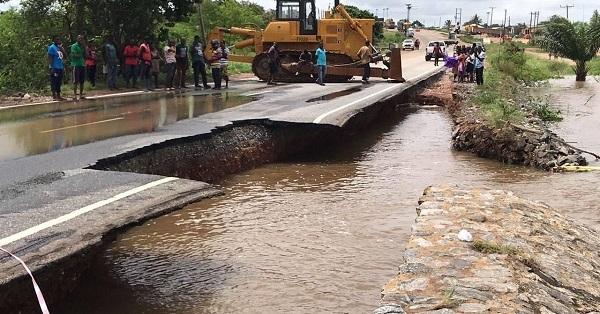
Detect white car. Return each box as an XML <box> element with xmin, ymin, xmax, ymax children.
<box><xmin>425</xmin><ymin>41</ymin><xmax>447</xmax><ymax>61</ymax></box>
<box><xmin>402</xmin><ymin>39</ymin><xmax>415</xmax><ymax>50</ymax></box>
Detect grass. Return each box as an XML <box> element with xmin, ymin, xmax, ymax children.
<box><xmin>459</xmin><ymin>35</ymin><xmax>477</xmax><ymax>44</ymax></box>
<box><xmin>472</xmin><ymin>241</ymin><xmax>518</xmax><ymax>255</ymax></box>
<box><xmin>470</xmin><ymin>42</ymin><xmax>570</xmax><ymax>126</ymax></box>
<box><xmin>589</xmin><ymin>57</ymin><xmax>600</xmax><ymax>76</ymax></box>
<box><xmin>227</xmin><ymin>61</ymin><xmax>252</xmax><ymax>75</ymax></box>
<box><xmin>377</xmin><ymin>31</ymin><xmax>407</xmax><ymax>51</ymax></box>
<box><xmin>433</xmin><ymin>286</ymin><xmax>462</xmax><ymax>310</ymax></box>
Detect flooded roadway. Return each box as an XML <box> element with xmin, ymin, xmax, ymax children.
<box><xmin>0</xmin><ymin>92</ymin><xmax>251</xmax><ymax>162</ymax></box>
<box><xmin>52</xmin><ymin>77</ymin><xmax>600</xmax><ymax>313</ymax></box>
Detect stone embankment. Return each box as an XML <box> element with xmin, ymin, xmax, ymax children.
<box><xmin>451</xmin><ymin>118</ymin><xmax>587</xmax><ymax>170</ymax></box>
<box><xmin>414</xmin><ymin>78</ymin><xmax>588</xmax><ymax>170</ymax></box>
<box><xmin>375</xmin><ymin>186</ymin><xmax>600</xmax><ymax>314</ymax></box>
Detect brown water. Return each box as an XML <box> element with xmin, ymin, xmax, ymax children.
<box><xmin>0</xmin><ymin>92</ymin><xmax>250</xmax><ymax>161</ymax></box>
<box><xmin>53</xmin><ymin>77</ymin><xmax>600</xmax><ymax>314</ymax></box>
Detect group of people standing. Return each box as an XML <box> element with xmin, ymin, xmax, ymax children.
<box><xmin>47</xmin><ymin>34</ymin><xmax>230</xmax><ymax>101</ymax></box>
<box><xmin>450</xmin><ymin>44</ymin><xmax>486</xmax><ymax>85</ymax></box>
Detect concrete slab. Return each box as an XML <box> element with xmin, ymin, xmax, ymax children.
<box><xmin>0</xmin><ymin>169</ymin><xmax>221</xmax><ymax>309</ymax></box>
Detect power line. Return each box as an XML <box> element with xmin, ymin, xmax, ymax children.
<box><xmin>560</xmin><ymin>4</ymin><xmax>574</xmax><ymax>19</ymax></box>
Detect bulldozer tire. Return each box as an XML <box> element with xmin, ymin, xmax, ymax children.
<box><xmin>252</xmin><ymin>53</ymin><xmax>271</xmax><ymax>82</ymax></box>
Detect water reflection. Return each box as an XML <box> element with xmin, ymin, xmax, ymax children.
<box><xmin>0</xmin><ymin>92</ymin><xmax>250</xmax><ymax>161</ymax></box>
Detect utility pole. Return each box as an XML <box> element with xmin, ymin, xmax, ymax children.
<box><xmin>503</xmin><ymin>9</ymin><xmax>507</xmax><ymax>38</ymax></box>
<box><xmin>406</xmin><ymin>4</ymin><xmax>412</xmax><ymax>22</ymax></box>
<box><xmin>197</xmin><ymin>0</ymin><xmax>207</xmax><ymax>46</ymax></box>
<box><xmin>376</xmin><ymin>9</ymin><xmax>378</xmax><ymax>18</ymax></box>
<box><xmin>386</xmin><ymin>8</ymin><xmax>389</xmax><ymax>20</ymax></box>
<box><xmin>489</xmin><ymin>7</ymin><xmax>496</xmax><ymax>26</ymax></box>
<box><xmin>486</xmin><ymin>11</ymin><xmax>490</xmax><ymax>27</ymax></box>
<box><xmin>529</xmin><ymin>12</ymin><xmax>533</xmax><ymax>29</ymax></box>
<box><xmin>560</xmin><ymin>4</ymin><xmax>574</xmax><ymax>19</ymax></box>
<box><xmin>454</xmin><ymin>8</ymin><xmax>462</xmax><ymax>29</ymax></box>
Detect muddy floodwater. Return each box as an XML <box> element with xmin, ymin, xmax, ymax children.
<box><xmin>53</xmin><ymin>77</ymin><xmax>600</xmax><ymax>313</ymax></box>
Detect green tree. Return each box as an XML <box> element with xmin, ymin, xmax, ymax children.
<box><xmin>344</xmin><ymin>5</ymin><xmax>384</xmax><ymax>41</ymax></box>
<box><xmin>444</xmin><ymin>19</ymin><xmax>453</xmax><ymax>31</ymax></box>
<box><xmin>539</xmin><ymin>11</ymin><xmax>600</xmax><ymax>81</ymax></box>
<box><xmin>411</xmin><ymin>20</ymin><xmax>424</xmax><ymax>28</ymax></box>
<box><xmin>464</xmin><ymin>14</ymin><xmax>483</xmax><ymax>26</ymax></box>
<box><xmin>0</xmin><ymin>9</ymin><xmax>64</xmax><ymax>93</ymax></box>
<box><xmin>21</xmin><ymin>0</ymin><xmax>195</xmax><ymax>43</ymax></box>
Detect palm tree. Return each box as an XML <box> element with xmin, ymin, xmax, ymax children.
<box><xmin>539</xmin><ymin>10</ymin><xmax>600</xmax><ymax>81</ymax></box>
<box><xmin>464</xmin><ymin>14</ymin><xmax>483</xmax><ymax>26</ymax></box>
<box><xmin>444</xmin><ymin>19</ymin><xmax>453</xmax><ymax>31</ymax></box>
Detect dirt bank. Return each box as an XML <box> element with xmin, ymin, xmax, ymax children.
<box><xmin>414</xmin><ymin>74</ymin><xmax>588</xmax><ymax>170</ymax></box>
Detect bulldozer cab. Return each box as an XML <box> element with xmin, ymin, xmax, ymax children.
<box><xmin>277</xmin><ymin>0</ymin><xmax>317</xmax><ymax>35</ymax></box>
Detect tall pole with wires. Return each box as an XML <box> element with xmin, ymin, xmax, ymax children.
<box><xmin>560</xmin><ymin>4</ymin><xmax>574</xmax><ymax>19</ymax></box>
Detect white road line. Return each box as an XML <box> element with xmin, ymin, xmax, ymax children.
<box><xmin>87</xmin><ymin>90</ymin><xmax>145</xmax><ymax>99</ymax></box>
<box><xmin>0</xmin><ymin>177</ymin><xmax>178</xmax><ymax>247</ymax></box>
<box><xmin>39</xmin><ymin>117</ymin><xmax>125</xmax><ymax>133</ymax></box>
<box><xmin>312</xmin><ymin>84</ymin><xmax>400</xmax><ymax>124</ymax></box>
<box><xmin>312</xmin><ymin>68</ymin><xmax>442</xmax><ymax>124</ymax></box>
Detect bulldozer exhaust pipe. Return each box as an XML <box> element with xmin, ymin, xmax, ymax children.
<box><xmin>334</xmin><ymin>0</ymin><xmax>339</xmax><ymax>7</ymax></box>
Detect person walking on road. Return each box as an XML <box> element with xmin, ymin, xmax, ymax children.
<box><xmin>190</xmin><ymin>35</ymin><xmax>210</xmax><ymax>89</ymax></box>
<box><xmin>85</xmin><ymin>39</ymin><xmax>97</xmax><ymax>87</ymax></box>
<box><xmin>474</xmin><ymin>46</ymin><xmax>486</xmax><ymax>85</ymax></box>
<box><xmin>48</xmin><ymin>35</ymin><xmax>66</xmax><ymax>101</ymax></box>
<box><xmin>175</xmin><ymin>37</ymin><xmax>189</xmax><ymax>88</ymax></box>
<box><xmin>102</xmin><ymin>36</ymin><xmax>119</xmax><ymax>90</ymax></box>
<box><xmin>138</xmin><ymin>36</ymin><xmax>153</xmax><ymax>92</ymax></box>
<box><xmin>267</xmin><ymin>42</ymin><xmax>279</xmax><ymax>85</ymax></box>
<box><xmin>164</xmin><ymin>39</ymin><xmax>177</xmax><ymax>90</ymax></box>
<box><xmin>220</xmin><ymin>40</ymin><xmax>230</xmax><ymax>89</ymax></box>
<box><xmin>433</xmin><ymin>42</ymin><xmax>442</xmax><ymax>66</ymax></box>
<box><xmin>123</xmin><ymin>39</ymin><xmax>140</xmax><ymax>88</ymax></box>
<box><xmin>70</xmin><ymin>35</ymin><xmax>86</xmax><ymax>99</ymax></box>
<box><xmin>315</xmin><ymin>42</ymin><xmax>326</xmax><ymax>86</ymax></box>
<box><xmin>357</xmin><ymin>40</ymin><xmax>372</xmax><ymax>84</ymax></box>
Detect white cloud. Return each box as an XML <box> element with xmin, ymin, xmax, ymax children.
<box><xmin>251</xmin><ymin>0</ymin><xmax>597</xmax><ymax>26</ymax></box>
<box><xmin>1</xmin><ymin>0</ymin><xmax>596</xmax><ymax>25</ymax></box>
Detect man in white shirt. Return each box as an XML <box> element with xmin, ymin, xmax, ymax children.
<box><xmin>163</xmin><ymin>39</ymin><xmax>177</xmax><ymax>90</ymax></box>
<box><xmin>474</xmin><ymin>46</ymin><xmax>486</xmax><ymax>85</ymax></box>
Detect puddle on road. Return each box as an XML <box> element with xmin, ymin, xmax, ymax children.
<box><xmin>0</xmin><ymin>92</ymin><xmax>252</xmax><ymax>162</ymax></box>
<box><xmin>306</xmin><ymin>86</ymin><xmax>364</xmax><ymax>102</ymax></box>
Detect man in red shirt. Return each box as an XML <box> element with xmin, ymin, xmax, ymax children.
<box><xmin>123</xmin><ymin>39</ymin><xmax>139</xmax><ymax>88</ymax></box>
<box><xmin>138</xmin><ymin>37</ymin><xmax>153</xmax><ymax>92</ymax></box>
<box><xmin>85</xmin><ymin>39</ymin><xmax>97</xmax><ymax>87</ymax></box>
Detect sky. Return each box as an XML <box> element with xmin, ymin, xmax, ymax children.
<box><xmin>1</xmin><ymin>0</ymin><xmax>597</xmax><ymax>26</ymax></box>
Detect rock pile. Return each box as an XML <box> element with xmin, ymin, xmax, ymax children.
<box><xmin>375</xmin><ymin>186</ymin><xmax>600</xmax><ymax>314</ymax></box>
<box><xmin>451</xmin><ymin>118</ymin><xmax>588</xmax><ymax>170</ymax></box>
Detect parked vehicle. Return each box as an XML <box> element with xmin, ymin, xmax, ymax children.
<box><xmin>425</xmin><ymin>41</ymin><xmax>446</xmax><ymax>61</ymax></box>
<box><xmin>407</xmin><ymin>28</ymin><xmax>415</xmax><ymax>37</ymax></box>
<box><xmin>402</xmin><ymin>39</ymin><xmax>415</xmax><ymax>50</ymax></box>
<box><xmin>444</xmin><ymin>32</ymin><xmax>458</xmax><ymax>45</ymax></box>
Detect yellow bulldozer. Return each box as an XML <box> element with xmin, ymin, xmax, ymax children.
<box><xmin>205</xmin><ymin>0</ymin><xmax>404</xmax><ymax>83</ymax></box>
